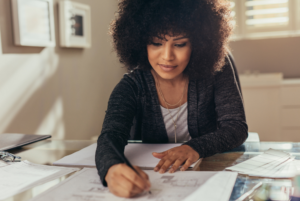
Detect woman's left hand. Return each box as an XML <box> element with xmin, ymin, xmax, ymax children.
<box><xmin>152</xmin><ymin>145</ymin><xmax>200</xmax><ymax>173</ymax></box>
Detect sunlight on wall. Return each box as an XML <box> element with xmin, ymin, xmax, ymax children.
<box><xmin>35</xmin><ymin>97</ymin><xmax>65</xmax><ymax>139</ymax></box>
<box><xmin>0</xmin><ymin>30</ymin><xmax>60</xmax><ymax>134</ymax></box>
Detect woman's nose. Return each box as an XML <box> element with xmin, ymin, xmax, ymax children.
<box><xmin>162</xmin><ymin>45</ymin><xmax>175</xmax><ymax>61</ymax></box>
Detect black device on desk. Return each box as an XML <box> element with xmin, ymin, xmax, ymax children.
<box><xmin>0</xmin><ymin>133</ymin><xmax>51</xmax><ymax>151</ymax></box>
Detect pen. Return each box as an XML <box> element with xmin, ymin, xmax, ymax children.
<box><xmin>235</xmin><ymin>182</ymin><xmax>263</xmax><ymax>201</ymax></box>
<box><xmin>106</xmin><ymin>136</ymin><xmax>151</xmax><ymax>194</ymax></box>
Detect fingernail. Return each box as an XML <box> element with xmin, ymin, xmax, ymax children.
<box><xmin>180</xmin><ymin>167</ymin><xmax>184</xmax><ymax>171</ymax></box>
<box><xmin>169</xmin><ymin>168</ymin><xmax>174</xmax><ymax>173</ymax></box>
<box><xmin>159</xmin><ymin>169</ymin><xmax>164</xmax><ymax>174</ymax></box>
<box><xmin>154</xmin><ymin>167</ymin><xmax>158</xmax><ymax>171</ymax></box>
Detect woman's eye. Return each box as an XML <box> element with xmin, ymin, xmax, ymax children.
<box><xmin>175</xmin><ymin>43</ymin><xmax>187</xmax><ymax>47</ymax></box>
<box><xmin>151</xmin><ymin>42</ymin><xmax>162</xmax><ymax>46</ymax></box>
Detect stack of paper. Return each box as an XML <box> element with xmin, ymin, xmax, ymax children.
<box><xmin>226</xmin><ymin>149</ymin><xmax>300</xmax><ymax>178</ymax></box>
<box><xmin>29</xmin><ymin>168</ymin><xmax>238</xmax><ymax>201</ymax></box>
<box><xmin>0</xmin><ymin>160</ymin><xmax>79</xmax><ymax>200</ymax></box>
<box><xmin>53</xmin><ymin>143</ymin><xmax>198</xmax><ymax>168</ymax></box>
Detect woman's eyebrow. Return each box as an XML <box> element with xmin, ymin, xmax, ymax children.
<box><xmin>173</xmin><ymin>36</ymin><xmax>188</xmax><ymax>41</ymax></box>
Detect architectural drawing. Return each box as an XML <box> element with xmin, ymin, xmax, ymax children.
<box><xmin>30</xmin><ymin>168</ymin><xmax>237</xmax><ymax>201</ymax></box>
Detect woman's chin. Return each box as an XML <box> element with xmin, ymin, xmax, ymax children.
<box><xmin>156</xmin><ymin>72</ymin><xmax>181</xmax><ymax>80</ymax></box>
<box><xmin>152</xmin><ymin>66</ymin><xmax>186</xmax><ymax>80</ymax></box>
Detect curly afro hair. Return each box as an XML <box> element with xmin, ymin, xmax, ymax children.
<box><xmin>110</xmin><ymin>0</ymin><xmax>233</xmax><ymax>79</ymax></box>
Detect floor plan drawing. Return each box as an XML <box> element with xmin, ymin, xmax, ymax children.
<box><xmin>29</xmin><ymin>168</ymin><xmax>237</xmax><ymax>201</ymax></box>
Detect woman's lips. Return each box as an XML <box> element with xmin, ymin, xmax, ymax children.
<box><xmin>159</xmin><ymin>64</ymin><xmax>177</xmax><ymax>72</ymax></box>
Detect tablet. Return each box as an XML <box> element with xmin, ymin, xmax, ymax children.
<box><xmin>0</xmin><ymin>133</ymin><xmax>51</xmax><ymax>151</ymax></box>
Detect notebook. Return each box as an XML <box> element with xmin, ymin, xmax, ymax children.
<box><xmin>0</xmin><ymin>133</ymin><xmax>51</xmax><ymax>151</ymax></box>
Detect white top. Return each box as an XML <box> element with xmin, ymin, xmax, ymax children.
<box><xmin>160</xmin><ymin>102</ymin><xmax>191</xmax><ymax>143</ymax></box>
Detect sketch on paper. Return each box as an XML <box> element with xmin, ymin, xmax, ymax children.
<box><xmin>29</xmin><ymin>168</ymin><xmax>237</xmax><ymax>201</ymax></box>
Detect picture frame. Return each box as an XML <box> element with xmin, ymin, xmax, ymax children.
<box><xmin>11</xmin><ymin>0</ymin><xmax>56</xmax><ymax>47</ymax></box>
<box><xmin>59</xmin><ymin>1</ymin><xmax>91</xmax><ymax>48</ymax></box>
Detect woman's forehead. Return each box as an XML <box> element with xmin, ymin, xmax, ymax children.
<box><xmin>152</xmin><ymin>34</ymin><xmax>188</xmax><ymax>41</ymax></box>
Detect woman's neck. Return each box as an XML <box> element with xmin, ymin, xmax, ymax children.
<box><xmin>151</xmin><ymin>69</ymin><xmax>189</xmax><ymax>109</ymax></box>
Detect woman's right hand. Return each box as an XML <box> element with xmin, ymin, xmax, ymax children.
<box><xmin>105</xmin><ymin>163</ymin><xmax>151</xmax><ymax>198</ymax></box>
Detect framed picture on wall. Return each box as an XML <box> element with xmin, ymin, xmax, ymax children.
<box><xmin>11</xmin><ymin>0</ymin><xmax>56</xmax><ymax>47</ymax></box>
<box><xmin>59</xmin><ymin>1</ymin><xmax>91</xmax><ymax>48</ymax></box>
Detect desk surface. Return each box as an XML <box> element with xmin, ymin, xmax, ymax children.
<box><xmin>5</xmin><ymin>140</ymin><xmax>300</xmax><ymax>201</ymax></box>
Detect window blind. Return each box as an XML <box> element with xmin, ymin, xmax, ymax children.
<box><xmin>245</xmin><ymin>0</ymin><xmax>289</xmax><ymax>28</ymax></box>
<box><xmin>230</xmin><ymin>1</ymin><xmax>236</xmax><ymax>27</ymax></box>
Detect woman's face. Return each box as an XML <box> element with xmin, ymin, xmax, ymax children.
<box><xmin>147</xmin><ymin>34</ymin><xmax>192</xmax><ymax>80</ymax></box>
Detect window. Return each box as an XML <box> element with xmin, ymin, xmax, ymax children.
<box><xmin>246</xmin><ymin>0</ymin><xmax>289</xmax><ymax>28</ymax></box>
<box><xmin>230</xmin><ymin>0</ymin><xmax>300</xmax><ymax>40</ymax></box>
<box><xmin>230</xmin><ymin>1</ymin><xmax>236</xmax><ymax>27</ymax></box>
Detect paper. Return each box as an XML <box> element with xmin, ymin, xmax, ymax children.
<box><xmin>245</xmin><ymin>132</ymin><xmax>260</xmax><ymax>142</ymax></box>
<box><xmin>0</xmin><ymin>160</ymin><xmax>79</xmax><ymax>200</ymax></box>
<box><xmin>53</xmin><ymin>143</ymin><xmax>198</xmax><ymax>168</ymax></box>
<box><xmin>0</xmin><ymin>160</ymin><xmax>8</xmax><ymax>167</ymax></box>
<box><xmin>124</xmin><ymin>143</ymin><xmax>199</xmax><ymax>168</ymax></box>
<box><xmin>226</xmin><ymin>149</ymin><xmax>299</xmax><ymax>178</ymax></box>
<box><xmin>53</xmin><ymin>143</ymin><xmax>97</xmax><ymax>167</ymax></box>
<box><xmin>29</xmin><ymin>168</ymin><xmax>237</xmax><ymax>201</ymax></box>
<box><xmin>293</xmin><ymin>159</ymin><xmax>300</xmax><ymax>171</ymax></box>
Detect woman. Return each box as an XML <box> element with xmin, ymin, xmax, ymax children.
<box><xmin>96</xmin><ymin>0</ymin><xmax>248</xmax><ymax>198</ymax></box>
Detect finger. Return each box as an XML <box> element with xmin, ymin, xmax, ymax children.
<box><xmin>122</xmin><ymin>165</ymin><xmax>149</xmax><ymax>191</ymax></box>
<box><xmin>134</xmin><ymin>166</ymin><xmax>151</xmax><ymax>189</ymax></box>
<box><xmin>180</xmin><ymin>158</ymin><xmax>193</xmax><ymax>171</ymax></box>
<box><xmin>134</xmin><ymin>166</ymin><xmax>149</xmax><ymax>180</ymax></box>
<box><xmin>152</xmin><ymin>150</ymin><xmax>168</xmax><ymax>159</ymax></box>
<box><xmin>154</xmin><ymin>158</ymin><xmax>166</xmax><ymax>172</ymax></box>
<box><xmin>169</xmin><ymin>157</ymin><xmax>186</xmax><ymax>173</ymax></box>
<box><xmin>159</xmin><ymin>157</ymin><xmax>177</xmax><ymax>173</ymax></box>
<box><xmin>117</xmin><ymin>174</ymin><xmax>144</xmax><ymax>194</ymax></box>
<box><xmin>110</xmin><ymin>180</ymin><xmax>140</xmax><ymax>198</ymax></box>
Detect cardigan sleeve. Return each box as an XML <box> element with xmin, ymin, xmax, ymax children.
<box><xmin>184</xmin><ymin>57</ymin><xmax>248</xmax><ymax>158</ymax></box>
<box><xmin>95</xmin><ymin>74</ymin><xmax>139</xmax><ymax>186</ymax></box>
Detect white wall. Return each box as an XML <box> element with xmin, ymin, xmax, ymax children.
<box><xmin>230</xmin><ymin>36</ymin><xmax>300</xmax><ymax>78</ymax></box>
<box><xmin>0</xmin><ymin>0</ymin><xmax>125</xmax><ymax>140</ymax></box>
<box><xmin>230</xmin><ymin>36</ymin><xmax>300</xmax><ymax>141</ymax></box>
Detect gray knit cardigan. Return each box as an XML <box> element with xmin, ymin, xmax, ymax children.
<box><xmin>96</xmin><ymin>56</ymin><xmax>248</xmax><ymax>186</ymax></box>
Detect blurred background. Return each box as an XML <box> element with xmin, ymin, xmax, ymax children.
<box><xmin>0</xmin><ymin>0</ymin><xmax>299</xmax><ymax>142</ymax></box>
<box><xmin>230</xmin><ymin>0</ymin><xmax>300</xmax><ymax>141</ymax></box>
